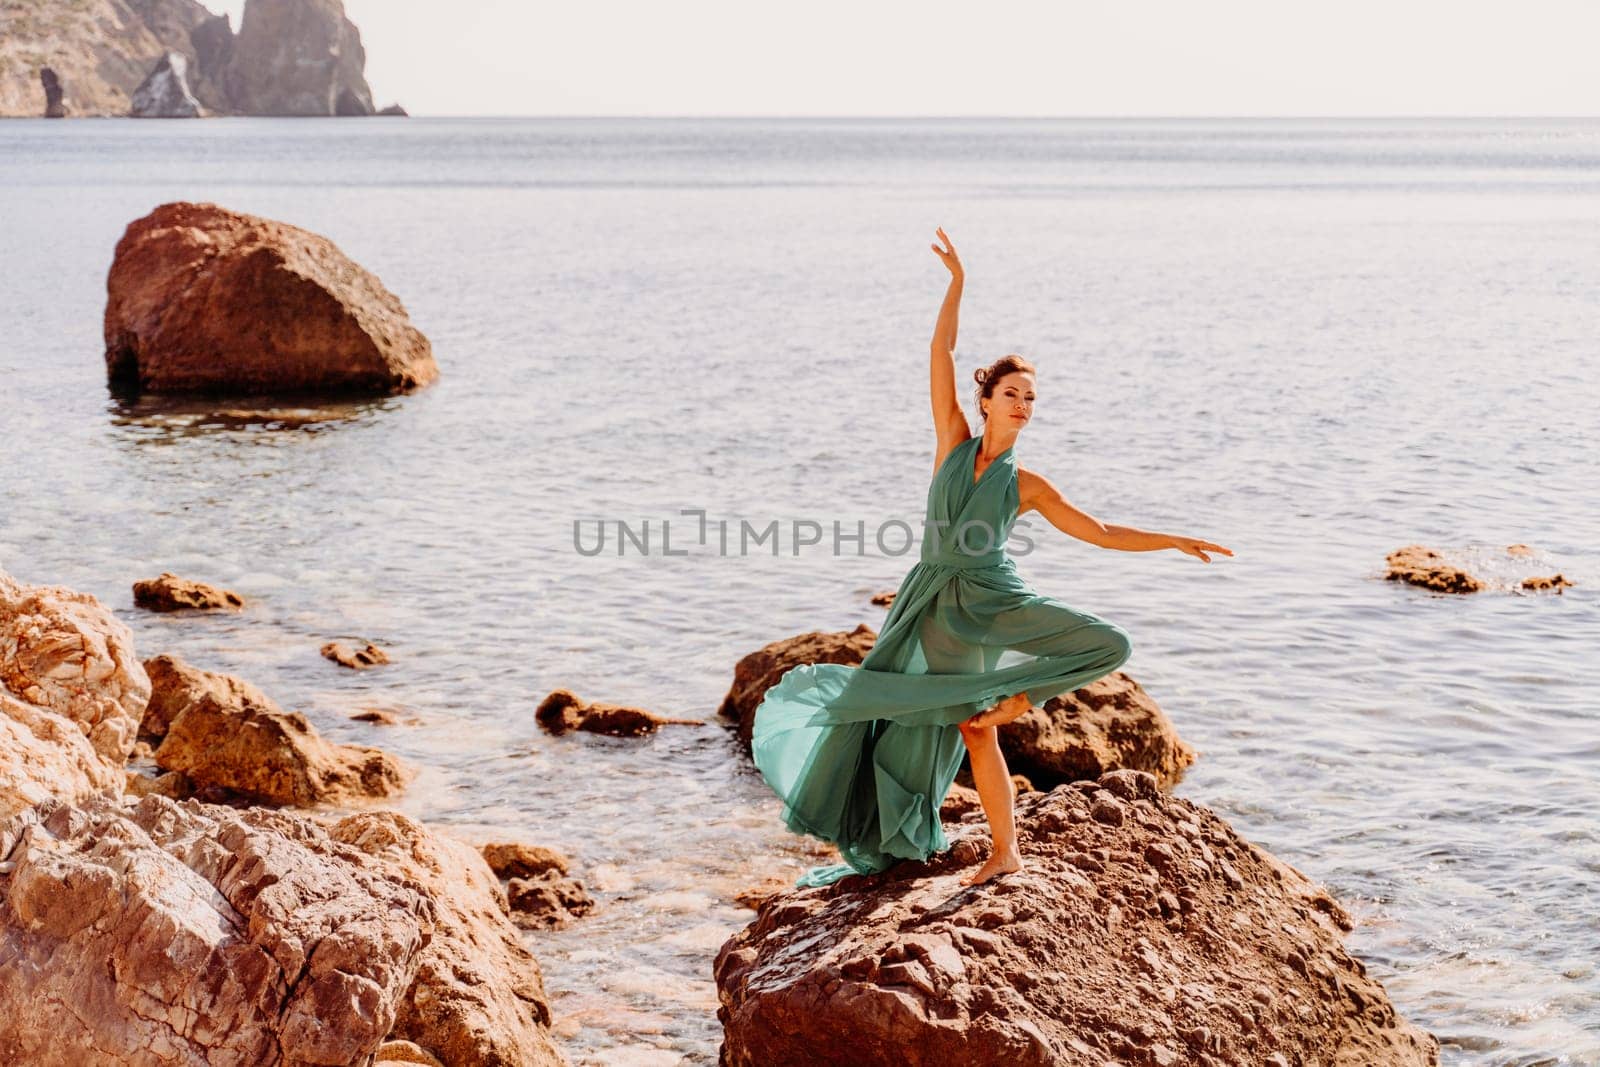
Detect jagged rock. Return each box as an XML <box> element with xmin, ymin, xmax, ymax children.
<box><xmin>0</xmin><ymin>792</ymin><xmax>434</xmax><ymax>1065</ymax></box>
<box><xmin>1385</xmin><ymin>545</ymin><xmax>1484</xmax><ymax>594</ymax></box>
<box><xmin>1</xmin><ymin>0</ymin><xmax>215</xmax><ymax>117</ymax></box>
<box><xmin>482</xmin><ymin>842</ymin><xmax>570</xmax><ymax>880</ymax></box>
<box><xmin>715</xmin><ymin>770</ymin><xmax>1441</xmax><ymax>1067</ymax></box>
<box><xmin>507</xmin><ymin>872</ymin><xmax>595</xmax><ymax>930</ymax></box>
<box><xmin>331</xmin><ymin>812</ymin><xmax>569</xmax><ymax>1066</ymax></box>
<box><xmin>105</xmin><ymin>201</ymin><xmax>439</xmax><ymax>396</ymax></box>
<box><xmin>129</xmin><ymin>49</ymin><xmax>202</xmax><ymax>117</ymax></box>
<box><xmin>379</xmin><ymin>102</ymin><xmax>408</xmax><ymax>116</ymax></box>
<box><xmin>226</xmin><ymin>0</ymin><xmax>375</xmax><ymax>116</ymax></box>
<box><xmin>132</xmin><ymin>571</ymin><xmax>244</xmax><ymax>611</ymax></box>
<box><xmin>998</xmin><ymin>672</ymin><xmax>1196</xmax><ymax>789</ymax></box>
<box><xmin>536</xmin><ymin>687</ymin><xmax>706</xmax><ymax>737</ymax></box>
<box><xmin>0</xmin><ymin>571</ymin><xmax>147</xmax><ymax>834</ymax></box>
<box><xmin>187</xmin><ymin>11</ymin><xmax>235</xmax><ymax>112</ymax></box>
<box><xmin>144</xmin><ymin>652</ymin><xmax>411</xmax><ymax>806</ymax></box>
<box><xmin>40</xmin><ymin>67</ymin><xmax>67</xmax><ymax>117</ymax></box>
<box><xmin>718</xmin><ymin>623</ymin><xmax>878</xmax><ymax>749</ymax></box>
<box><xmin>1522</xmin><ymin>574</ymin><xmax>1572</xmax><ymax>593</ymax></box>
<box><xmin>322</xmin><ymin>639</ymin><xmax>391</xmax><ymax>669</ymax></box>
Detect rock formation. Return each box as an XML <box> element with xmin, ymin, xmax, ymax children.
<box><xmin>721</xmin><ymin>626</ymin><xmax>1195</xmax><ymax>787</ymax></box>
<box><xmin>997</xmin><ymin>672</ymin><xmax>1196</xmax><ymax>789</ymax></box>
<box><xmin>129</xmin><ymin>49</ymin><xmax>203</xmax><ymax>116</ymax></box>
<box><xmin>132</xmin><ymin>570</ymin><xmax>244</xmax><ymax>610</ymax></box>
<box><xmin>142</xmin><ymin>652</ymin><xmax>411</xmax><ymax>806</ymax></box>
<box><xmin>105</xmin><ymin>201</ymin><xmax>439</xmax><ymax>397</ymax></box>
<box><xmin>225</xmin><ymin>0</ymin><xmax>375</xmax><ymax>116</ymax></box>
<box><xmin>39</xmin><ymin>67</ymin><xmax>66</xmax><ymax>117</ymax></box>
<box><xmin>1</xmin><ymin>0</ymin><xmax>380</xmax><ymax>118</ymax></box>
<box><xmin>715</xmin><ymin>769</ymin><xmax>1440</xmax><ymax>1066</ymax></box>
<box><xmin>536</xmin><ymin>688</ymin><xmax>707</xmax><ymax>737</ymax></box>
<box><xmin>0</xmin><ymin>567</ymin><xmax>570</xmax><ymax>1065</ymax></box>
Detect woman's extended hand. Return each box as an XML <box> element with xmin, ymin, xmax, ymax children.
<box><xmin>1170</xmin><ymin>535</ymin><xmax>1234</xmax><ymax>563</ymax></box>
<box><xmin>931</xmin><ymin>227</ymin><xmax>963</xmax><ymax>279</ymax></box>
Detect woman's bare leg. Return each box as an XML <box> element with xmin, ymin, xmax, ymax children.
<box><xmin>956</xmin><ymin>719</ymin><xmax>1024</xmax><ymax>886</ymax></box>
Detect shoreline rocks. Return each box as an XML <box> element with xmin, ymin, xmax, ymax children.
<box><xmin>105</xmin><ymin>201</ymin><xmax>438</xmax><ymax>398</ymax></box>
<box><xmin>715</xmin><ymin>769</ymin><xmax>1440</xmax><ymax>1066</ymax></box>
<box><xmin>143</xmin><ymin>652</ymin><xmax>412</xmax><ymax>806</ymax></box>
<box><xmin>129</xmin><ymin>50</ymin><xmax>203</xmax><ymax>117</ymax></box>
<box><xmin>1</xmin><ymin>566</ymin><xmax>570</xmax><ymax>1065</ymax></box>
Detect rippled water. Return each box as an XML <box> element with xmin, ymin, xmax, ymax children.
<box><xmin>2</xmin><ymin>117</ymin><xmax>1598</xmax><ymax>1066</ymax></box>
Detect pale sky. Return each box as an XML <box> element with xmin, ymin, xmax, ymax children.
<box><xmin>209</xmin><ymin>1</ymin><xmax>1600</xmax><ymax>117</ymax></box>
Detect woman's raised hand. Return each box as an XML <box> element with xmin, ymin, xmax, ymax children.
<box><xmin>1170</xmin><ymin>536</ymin><xmax>1235</xmax><ymax>563</ymax></box>
<box><xmin>931</xmin><ymin>227</ymin><xmax>963</xmax><ymax>279</ymax></box>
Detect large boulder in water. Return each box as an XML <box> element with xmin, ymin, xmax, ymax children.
<box><xmin>714</xmin><ymin>769</ymin><xmax>1441</xmax><ymax>1067</ymax></box>
<box><xmin>128</xmin><ymin>50</ymin><xmax>202</xmax><ymax>117</ymax></box>
<box><xmin>225</xmin><ymin>0</ymin><xmax>376</xmax><ymax>116</ymax></box>
<box><xmin>104</xmin><ymin>201</ymin><xmax>438</xmax><ymax>396</ymax></box>
<box><xmin>999</xmin><ymin>672</ymin><xmax>1196</xmax><ymax>790</ymax></box>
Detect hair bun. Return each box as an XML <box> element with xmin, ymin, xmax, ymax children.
<box><xmin>973</xmin><ymin>368</ymin><xmax>988</xmax><ymax>384</ymax></box>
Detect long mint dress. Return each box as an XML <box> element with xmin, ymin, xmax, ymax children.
<box><xmin>751</xmin><ymin>433</ymin><xmax>1134</xmax><ymax>887</ymax></box>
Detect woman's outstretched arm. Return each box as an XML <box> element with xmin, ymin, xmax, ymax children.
<box><xmin>929</xmin><ymin>227</ymin><xmax>969</xmax><ymax>460</ymax></box>
<box><xmin>1018</xmin><ymin>469</ymin><xmax>1235</xmax><ymax>562</ymax></box>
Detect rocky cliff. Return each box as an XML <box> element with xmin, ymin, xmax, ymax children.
<box><xmin>0</xmin><ymin>0</ymin><xmax>383</xmax><ymax>117</ymax></box>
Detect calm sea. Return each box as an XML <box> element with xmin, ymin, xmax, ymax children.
<box><xmin>1</xmin><ymin>117</ymin><xmax>1597</xmax><ymax>1066</ymax></box>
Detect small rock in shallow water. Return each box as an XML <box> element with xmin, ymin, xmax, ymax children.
<box><xmin>322</xmin><ymin>640</ymin><xmax>391</xmax><ymax>669</ymax></box>
<box><xmin>1384</xmin><ymin>545</ymin><xmax>1484</xmax><ymax>594</ymax></box>
<box><xmin>132</xmin><ymin>571</ymin><xmax>244</xmax><ymax>611</ymax></box>
<box><xmin>535</xmin><ymin>688</ymin><xmax>704</xmax><ymax>737</ymax></box>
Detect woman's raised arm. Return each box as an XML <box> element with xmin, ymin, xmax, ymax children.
<box><xmin>929</xmin><ymin>228</ymin><xmax>970</xmax><ymax>460</ymax></box>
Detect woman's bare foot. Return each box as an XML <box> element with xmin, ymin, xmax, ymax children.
<box><xmin>958</xmin><ymin>845</ymin><xmax>1023</xmax><ymax>887</ymax></box>
<box><xmin>965</xmin><ymin>692</ymin><xmax>1032</xmax><ymax>730</ymax></box>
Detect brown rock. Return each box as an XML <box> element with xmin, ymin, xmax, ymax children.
<box><xmin>353</xmin><ymin>707</ymin><xmax>403</xmax><ymax>725</ymax></box>
<box><xmin>1521</xmin><ymin>574</ymin><xmax>1572</xmax><ymax>593</ymax></box>
<box><xmin>104</xmin><ymin>201</ymin><xmax>438</xmax><ymax>397</ymax></box>
<box><xmin>1</xmin><ymin>570</ymin><xmax>147</xmax><ymax>834</ymax></box>
<box><xmin>225</xmin><ymin>0</ymin><xmax>375</xmax><ymax>116</ymax></box>
<box><xmin>376</xmin><ymin>1039</ymin><xmax>446</xmax><ymax>1065</ymax></box>
<box><xmin>719</xmin><ymin>623</ymin><xmax>878</xmax><ymax>749</ymax></box>
<box><xmin>715</xmin><ymin>770</ymin><xmax>1441</xmax><ymax>1067</ymax></box>
<box><xmin>482</xmin><ymin>841</ymin><xmax>571</xmax><ymax>880</ymax></box>
<box><xmin>132</xmin><ymin>571</ymin><xmax>244</xmax><ymax>611</ymax></box>
<box><xmin>999</xmin><ymin>672</ymin><xmax>1197</xmax><ymax>789</ymax></box>
<box><xmin>41</xmin><ymin>67</ymin><xmax>67</xmax><ymax>117</ymax></box>
<box><xmin>733</xmin><ymin>877</ymin><xmax>794</xmax><ymax>911</ymax></box>
<box><xmin>536</xmin><ymin>688</ymin><xmax>705</xmax><ymax>737</ymax></box>
<box><xmin>941</xmin><ymin>773</ymin><xmax>1035</xmax><ymax>820</ymax></box>
<box><xmin>1385</xmin><ymin>545</ymin><xmax>1484</xmax><ymax>594</ymax></box>
<box><xmin>0</xmin><ymin>792</ymin><xmax>435</xmax><ymax>1066</ymax></box>
<box><xmin>1505</xmin><ymin>543</ymin><xmax>1535</xmax><ymax>557</ymax></box>
<box><xmin>331</xmin><ymin>812</ymin><xmax>569</xmax><ymax>1066</ymax></box>
<box><xmin>870</xmin><ymin>590</ymin><xmax>896</xmax><ymax>606</ymax></box>
<box><xmin>141</xmin><ymin>651</ymin><xmax>259</xmax><ymax>740</ymax></box>
<box><xmin>150</xmin><ymin>653</ymin><xmax>411</xmax><ymax>806</ymax></box>
<box><xmin>507</xmin><ymin>872</ymin><xmax>595</xmax><ymax>930</ymax></box>
<box><xmin>322</xmin><ymin>639</ymin><xmax>392</xmax><ymax>669</ymax></box>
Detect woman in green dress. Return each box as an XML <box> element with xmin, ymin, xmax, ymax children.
<box><xmin>751</xmin><ymin>228</ymin><xmax>1233</xmax><ymax>889</ymax></box>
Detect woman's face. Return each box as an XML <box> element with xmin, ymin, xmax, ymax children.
<box><xmin>985</xmin><ymin>371</ymin><xmax>1036</xmax><ymax>428</ymax></box>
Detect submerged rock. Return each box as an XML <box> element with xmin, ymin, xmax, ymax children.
<box><xmin>1384</xmin><ymin>545</ymin><xmax>1484</xmax><ymax>594</ymax></box>
<box><xmin>129</xmin><ymin>50</ymin><xmax>202</xmax><ymax>117</ymax></box>
<box><xmin>1521</xmin><ymin>574</ymin><xmax>1572</xmax><ymax>593</ymax></box>
<box><xmin>132</xmin><ymin>571</ymin><xmax>244</xmax><ymax>611</ymax></box>
<box><xmin>714</xmin><ymin>770</ymin><xmax>1440</xmax><ymax>1066</ymax></box>
<box><xmin>536</xmin><ymin>687</ymin><xmax>705</xmax><ymax>737</ymax></box>
<box><xmin>105</xmin><ymin>201</ymin><xmax>438</xmax><ymax>397</ymax></box>
<box><xmin>149</xmin><ymin>654</ymin><xmax>413</xmax><ymax>806</ymax></box>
